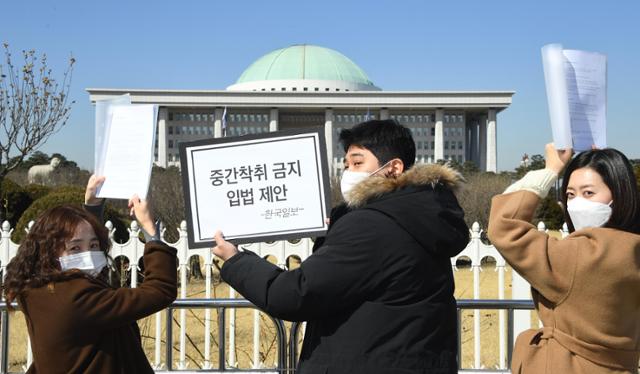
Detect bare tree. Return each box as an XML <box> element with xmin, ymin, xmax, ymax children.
<box><xmin>456</xmin><ymin>172</ymin><xmax>512</xmax><ymax>230</ymax></box>
<box><xmin>147</xmin><ymin>165</ymin><xmax>185</xmax><ymax>242</ymax></box>
<box><xmin>0</xmin><ymin>43</ymin><xmax>75</xmax><ymax>180</ymax></box>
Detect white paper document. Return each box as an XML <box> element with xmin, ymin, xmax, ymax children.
<box><xmin>541</xmin><ymin>44</ymin><xmax>607</xmax><ymax>151</ymax></box>
<box><xmin>94</xmin><ymin>94</ymin><xmax>131</xmax><ymax>175</ymax></box>
<box><xmin>96</xmin><ymin>104</ymin><xmax>158</xmax><ymax>199</ymax></box>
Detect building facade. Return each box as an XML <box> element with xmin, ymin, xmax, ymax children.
<box><xmin>87</xmin><ymin>45</ymin><xmax>513</xmax><ymax>174</ymax></box>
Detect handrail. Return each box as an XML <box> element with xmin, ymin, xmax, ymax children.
<box><xmin>162</xmin><ymin>299</ymin><xmax>287</xmax><ymax>373</ymax></box>
<box><xmin>1</xmin><ymin>299</ymin><xmax>535</xmax><ymax>374</ymax></box>
<box><xmin>288</xmin><ymin>299</ymin><xmax>535</xmax><ymax>372</ymax></box>
<box><xmin>0</xmin><ymin>299</ymin><xmax>287</xmax><ymax>374</ymax></box>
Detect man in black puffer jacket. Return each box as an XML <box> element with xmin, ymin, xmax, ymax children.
<box><xmin>213</xmin><ymin>119</ymin><xmax>469</xmax><ymax>374</ymax></box>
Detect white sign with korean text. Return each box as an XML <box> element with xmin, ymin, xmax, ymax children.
<box><xmin>180</xmin><ymin>129</ymin><xmax>330</xmax><ymax>248</ymax></box>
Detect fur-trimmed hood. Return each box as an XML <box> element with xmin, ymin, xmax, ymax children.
<box><xmin>342</xmin><ymin>163</ymin><xmax>468</xmax><ymax>258</ymax></box>
<box><xmin>346</xmin><ymin>163</ymin><xmax>464</xmax><ymax>208</ymax></box>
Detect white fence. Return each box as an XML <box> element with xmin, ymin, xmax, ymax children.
<box><xmin>0</xmin><ymin>219</ymin><xmax>569</xmax><ymax>372</ymax></box>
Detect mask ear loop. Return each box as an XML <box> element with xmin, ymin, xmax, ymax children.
<box><xmin>369</xmin><ymin>160</ymin><xmax>394</xmax><ymax>178</ymax></box>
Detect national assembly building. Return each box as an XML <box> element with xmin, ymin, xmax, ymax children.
<box><xmin>87</xmin><ymin>44</ymin><xmax>513</xmax><ymax>174</ymax></box>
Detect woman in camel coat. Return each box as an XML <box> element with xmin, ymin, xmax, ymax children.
<box><xmin>488</xmin><ymin>144</ymin><xmax>640</xmax><ymax>373</ymax></box>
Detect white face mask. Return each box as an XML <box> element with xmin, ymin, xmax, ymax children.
<box><xmin>567</xmin><ymin>197</ymin><xmax>613</xmax><ymax>231</ymax></box>
<box><xmin>59</xmin><ymin>251</ymin><xmax>107</xmax><ymax>277</ymax></box>
<box><xmin>340</xmin><ymin>161</ymin><xmax>391</xmax><ymax>203</ymax></box>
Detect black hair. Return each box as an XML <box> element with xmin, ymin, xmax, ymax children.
<box><xmin>561</xmin><ymin>148</ymin><xmax>640</xmax><ymax>234</ymax></box>
<box><xmin>338</xmin><ymin>119</ymin><xmax>416</xmax><ymax>170</ymax></box>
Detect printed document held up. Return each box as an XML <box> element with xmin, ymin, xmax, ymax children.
<box><xmin>541</xmin><ymin>44</ymin><xmax>607</xmax><ymax>151</ymax></box>
<box><xmin>95</xmin><ymin>103</ymin><xmax>158</xmax><ymax>199</ymax></box>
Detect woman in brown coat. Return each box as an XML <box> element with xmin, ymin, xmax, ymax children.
<box><xmin>3</xmin><ymin>176</ymin><xmax>177</xmax><ymax>373</ymax></box>
<box><xmin>488</xmin><ymin>144</ymin><xmax>640</xmax><ymax>374</ymax></box>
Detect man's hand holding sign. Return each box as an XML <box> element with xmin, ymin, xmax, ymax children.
<box><xmin>212</xmin><ymin>231</ymin><xmax>237</xmax><ymax>261</ymax></box>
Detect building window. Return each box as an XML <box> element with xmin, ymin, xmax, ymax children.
<box><xmin>445</xmin><ymin>141</ymin><xmax>449</xmax><ymax>150</ymax></box>
<box><xmin>292</xmin><ymin>87</ymin><xmax>297</xmax><ymax>91</ymax></box>
<box><xmin>315</xmin><ymin>87</ymin><xmax>319</xmax><ymax>91</ymax></box>
<box><xmin>431</xmin><ymin>127</ymin><xmax>435</xmax><ymax>136</ymax></box>
<box><xmin>168</xmin><ymin>140</ymin><xmax>173</xmax><ymax>149</ymax></box>
<box><xmin>303</xmin><ymin>87</ymin><xmax>308</xmax><ymax>91</ymax></box>
<box><xmin>431</xmin><ymin>141</ymin><xmax>435</xmax><ymax>149</ymax></box>
<box><xmin>458</xmin><ymin>141</ymin><xmax>463</xmax><ymax>150</ymax></box>
<box><xmin>175</xmin><ymin>126</ymin><xmax>181</xmax><ymax>135</ymax></box>
<box><xmin>168</xmin><ymin>126</ymin><xmax>173</xmax><ymax>135</ymax></box>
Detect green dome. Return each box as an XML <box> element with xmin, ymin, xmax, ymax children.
<box><xmin>229</xmin><ymin>45</ymin><xmax>379</xmax><ymax>91</ymax></box>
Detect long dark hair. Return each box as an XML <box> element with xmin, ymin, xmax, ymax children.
<box><xmin>3</xmin><ymin>205</ymin><xmax>112</xmax><ymax>305</ymax></box>
<box><xmin>561</xmin><ymin>148</ymin><xmax>640</xmax><ymax>234</ymax></box>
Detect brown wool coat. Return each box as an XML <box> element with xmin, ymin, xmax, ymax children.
<box><xmin>488</xmin><ymin>191</ymin><xmax>640</xmax><ymax>374</ymax></box>
<box><xmin>20</xmin><ymin>241</ymin><xmax>177</xmax><ymax>374</ymax></box>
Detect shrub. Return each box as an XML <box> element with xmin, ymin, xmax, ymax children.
<box><xmin>0</xmin><ymin>178</ymin><xmax>33</xmax><ymax>227</ymax></box>
<box><xmin>12</xmin><ymin>188</ymin><xmax>130</xmax><ymax>244</ymax></box>
<box><xmin>534</xmin><ymin>192</ymin><xmax>566</xmax><ymax>230</ymax></box>
<box><xmin>23</xmin><ymin>184</ymin><xmax>52</xmax><ymax>201</ymax></box>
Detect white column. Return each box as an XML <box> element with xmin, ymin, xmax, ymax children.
<box><xmin>487</xmin><ymin>109</ymin><xmax>497</xmax><ymax>172</ymax></box>
<box><xmin>434</xmin><ymin>109</ymin><xmax>444</xmax><ymax>161</ymax></box>
<box><xmin>379</xmin><ymin>108</ymin><xmax>389</xmax><ymax>120</ymax></box>
<box><xmin>214</xmin><ymin>108</ymin><xmax>224</xmax><ymax>138</ymax></box>
<box><xmin>157</xmin><ymin>107</ymin><xmax>168</xmax><ymax>168</ymax></box>
<box><xmin>471</xmin><ymin>121</ymin><xmax>479</xmax><ymax>167</ymax></box>
<box><xmin>479</xmin><ymin>115</ymin><xmax>487</xmax><ymax>171</ymax></box>
<box><xmin>325</xmin><ymin>109</ymin><xmax>334</xmax><ymax>176</ymax></box>
<box><xmin>269</xmin><ymin>108</ymin><xmax>279</xmax><ymax>132</ymax></box>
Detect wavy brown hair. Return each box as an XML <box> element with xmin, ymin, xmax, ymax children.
<box><xmin>3</xmin><ymin>205</ymin><xmax>112</xmax><ymax>306</ymax></box>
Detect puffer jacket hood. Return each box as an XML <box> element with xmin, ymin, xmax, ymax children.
<box><xmin>347</xmin><ymin>163</ymin><xmax>468</xmax><ymax>257</ymax></box>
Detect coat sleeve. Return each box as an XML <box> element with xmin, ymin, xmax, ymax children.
<box><xmin>221</xmin><ymin>210</ymin><xmax>389</xmax><ymax>321</ymax></box>
<box><xmin>70</xmin><ymin>241</ymin><xmax>178</xmax><ymax>330</ymax></box>
<box><xmin>488</xmin><ymin>190</ymin><xmax>581</xmax><ymax>304</ymax></box>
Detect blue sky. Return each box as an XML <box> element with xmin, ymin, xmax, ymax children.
<box><xmin>1</xmin><ymin>0</ymin><xmax>638</xmax><ymax>171</ymax></box>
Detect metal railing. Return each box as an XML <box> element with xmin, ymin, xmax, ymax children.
<box><xmin>159</xmin><ymin>299</ymin><xmax>287</xmax><ymax>373</ymax></box>
<box><xmin>289</xmin><ymin>299</ymin><xmax>536</xmax><ymax>372</ymax></box>
<box><xmin>456</xmin><ymin>299</ymin><xmax>535</xmax><ymax>372</ymax></box>
<box><xmin>1</xmin><ymin>299</ymin><xmax>535</xmax><ymax>374</ymax></box>
<box><xmin>0</xmin><ymin>299</ymin><xmax>288</xmax><ymax>374</ymax></box>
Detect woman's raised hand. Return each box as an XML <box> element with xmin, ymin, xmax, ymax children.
<box><xmin>128</xmin><ymin>194</ymin><xmax>157</xmax><ymax>237</ymax></box>
<box><xmin>545</xmin><ymin>143</ymin><xmax>573</xmax><ymax>174</ymax></box>
<box><xmin>85</xmin><ymin>175</ymin><xmax>106</xmax><ymax>205</ymax></box>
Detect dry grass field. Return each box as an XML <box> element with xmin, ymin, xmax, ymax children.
<box><xmin>5</xmin><ymin>263</ymin><xmax>541</xmax><ymax>372</ymax></box>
